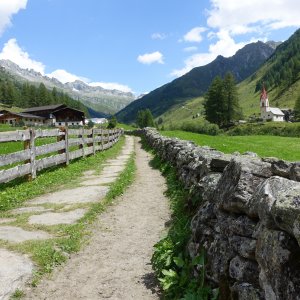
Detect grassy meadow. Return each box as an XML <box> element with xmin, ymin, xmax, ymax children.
<box><xmin>161</xmin><ymin>130</ymin><xmax>300</xmax><ymax>161</ymax></box>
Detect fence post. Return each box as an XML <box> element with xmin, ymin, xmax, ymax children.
<box><xmin>92</xmin><ymin>128</ymin><xmax>96</xmax><ymax>155</ymax></box>
<box><xmin>101</xmin><ymin>129</ymin><xmax>104</xmax><ymax>151</ymax></box>
<box><xmin>25</xmin><ymin>128</ymin><xmax>36</xmax><ymax>181</ymax></box>
<box><xmin>79</xmin><ymin>127</ymin><xmax>85</xmax><ymax>157</ymax></box>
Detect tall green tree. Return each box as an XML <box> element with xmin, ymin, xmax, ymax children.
<box><xmin>136</xmin><ymin>109</ymin><xmax>155</xmax><ymax>128</ymax></box>
<box><xmin>107</xmin><ymin>115</ymin><xmax>117</xmax><ymax>128</ymax></box>
<box><xmin>223</xmin><ymin>72</ymin><xmax>242</xmax><ymax>124</ymax></box>
<box><xmin>294</xmin><ymin>95</ymin><xmax>300</xmax><ymax>121</ymax></box>
<box><xmin>204</xmin><ymin>76</ymin><xmax>226</xmax><ymax>127</ymax></box>
<box><xmin>204</xmin><ymin>73</ymin><xmax>241</xmax><ymax>127</ymax></box>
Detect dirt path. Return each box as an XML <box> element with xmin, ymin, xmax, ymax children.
<box><xmin>24</xmin><ymin>138</ymin><xmax>170</xmax><ymax>300</ymax></box>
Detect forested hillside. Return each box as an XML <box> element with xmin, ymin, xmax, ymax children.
<box><xmin>117</xmin><ymin>41</ymin><xmax>274</xmax><ymax>123</ymax></box>
<box><xmin>0</xmin><ymin>67</ymin><xmax>88</xmax><ymax>115</ymax></box>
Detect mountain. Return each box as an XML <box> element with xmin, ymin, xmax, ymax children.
<box><xmin>0</xmin><ymin>59</ymin><xmax>135</xmax><ymax>115</ymax></box>
<box><xmin>117</xmin><ymin>41</ymin><xmax>275</xmax><ymax>123</ymax></box>
<box><xmin>238</xmin><ymin>28</ymin><xmax>300</xmax><ymax>116</ymax></box>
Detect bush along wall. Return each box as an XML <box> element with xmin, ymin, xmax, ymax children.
<box><xmin>141</xmin><ymin>128</ymin><xmax>300</xmax><ymax>300</ymax></box>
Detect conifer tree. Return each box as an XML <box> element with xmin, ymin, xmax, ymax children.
<box><xmin>294</xmin><ymin>95</ymin><xmax>300</xmax><ymax>121</ymax></box>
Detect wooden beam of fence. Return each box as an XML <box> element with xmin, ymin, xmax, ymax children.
<box><xmin>0</xmin><ymin>127</ymin><xmax>123</xmax><ymax>184</ymax></box>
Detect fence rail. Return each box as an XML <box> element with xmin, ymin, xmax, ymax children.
<box><xmin>0</xmin><ymin>127</ymin><xmax>123</xmax><ymax>184</ymax></box>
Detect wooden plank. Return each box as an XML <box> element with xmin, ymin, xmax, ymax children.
<box><xmin>0</xmin><ymin>149</ymin><xmax>30</xmax><ymax>167</ymax></box>
<box><xmin>0</xmin><ymin>163</ymin><xmax>31</xmax><ymax>184</ymax></box>
<box><xmin>95</xmin><ymin>145</ymin><xmax>102</xmax><ymax>151</ymax></box>
<box><xmin>36</xmin><ymin>153</ymin><xmax>66</xmax><ymax>171</ymax></box>
<box><xmin>93</xmin><ymin>128</ymin><xmax>102</xmax><ymax>134</ymax></box>
<box><xmin>83</xmin><ymin>129</ymin><xmax>93</xmax><ymax>135</ymax></box>
<box><xmin>83</xmin><ymin>137</ymin><xmax>93</xmax><ymax>145</ymax></box>
<box><xmin>68</xmin><ymin>129</ymin><xmax>82</xmax><ymax>136</ymax></box>
<box><xmin>68</xmin><ymin>138</ymin><xmax>83</xmax><ymax>147</ymax></box>
<box><xmin>94</xmin><ymin>136</ymin><xmax>103</xmax><ymax>143</ymax></box>
<box><xmin>35</xmin><ymin>129</ymin><xmax>64</xmax><ymax>138</ymax></box>
<box><xmin>69</xmin><ymin>149</ymin><xmax>83</xmax><ymax>160</ymax></box>
<box><xmin>92</xmin><ymin>129</ymin><xmax>96</xmax><ymax>155</ymax></box>
<box><xmin>0</xmin><ymin>130</ymin><xmax>30</xmax><ymax>142</ymax></box>
<box><xmin>84</xmin><ymin>147</ymin><xmax>94</xmax><ymax>156</ymax></box>
<box><xmin>35</xmin><ymin>140</ymin><xmax>66</xmax><ymax>156</ymax></box>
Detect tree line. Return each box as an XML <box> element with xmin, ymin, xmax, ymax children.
<box><xmin>0</xmin><ymin>74</ymin><xmax>88</xmax><ymax>114</ymax></box>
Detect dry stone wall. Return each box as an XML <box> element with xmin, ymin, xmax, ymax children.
<box><xmin>141</xmin><ymin>128</ymin><xmax>300</xmax><ymax>300</ymax></box>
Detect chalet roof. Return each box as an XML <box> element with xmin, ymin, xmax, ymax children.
<box><xmin>52</xmin><ymin>106</ymin><xmax>84</xmax><ymax>114</ymax></box>
<box><xmin>22</xmin><ymin>104</ymin><xmax>66</xmax><ymax>113</ymax></box>
<box><xmin>269</xmin><ymin>107</ymin><xmax>284</xmax><ymax>116</ymax></box>
<box><xmin>0</xmin><ymin>111</ymin><xmax>45</xmax><ymax>119</ymax></box>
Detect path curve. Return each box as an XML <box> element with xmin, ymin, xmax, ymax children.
<box><xmin>24</xmin><ymin>137</ymin><xmax>170</xmax><ymax>300</ymax></box>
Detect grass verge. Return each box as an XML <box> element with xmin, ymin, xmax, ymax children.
<box><xmin>0</xmin><ymin>137</ymin><xmax>126</xmax><ymax>212</ymax></box>
<box><xmin>161</xmin><ymin>130</ymin><xmax>300</xmax><ymax>162</ymax></box>
<box><xmin>141</xmin><ymin>138</ymin><xmax>217</xmax><ymax>300</ymax></box>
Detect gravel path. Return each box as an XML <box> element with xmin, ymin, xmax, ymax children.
<box><xmin>24</xmin><ymin>138</ymin><xmax>170</xmax><ymax>300</ymax></box>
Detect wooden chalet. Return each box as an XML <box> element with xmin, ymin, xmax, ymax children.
<box><xmin>0</xmin><ymin>110</ymin><xmax>45</xmax><ymax>126</ymax></box>
<box><xmin>22</xmin><ymin>104</ymin><xmax>85</xmax><ymax>126</ymax></box>
<box><xmin>0</xmin><ymin>104</ymin><xmax>85</xmax><ymax>127</ymax></box>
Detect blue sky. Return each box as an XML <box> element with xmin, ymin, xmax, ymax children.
<box><xmin>0</xmin><ymin>0</ymin><xmax>299</xmax><ymax>95</ymax></box>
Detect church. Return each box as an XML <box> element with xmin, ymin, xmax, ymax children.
<box><xmin>260</xmin><ymin>86</ymin><xmax>284</xmax><ymax>122</ymax></box>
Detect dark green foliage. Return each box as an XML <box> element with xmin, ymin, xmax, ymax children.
<box><xmin>0</xmin><ymin>68</ymin><xmax>88</xmax><ymax>115</ymax></box>
<box><xmin>167</xmin><ymin>120</ymin><xmax>220</xmax><ymax>136</ymax></box>
<box><xmin>107</xmin><ymin>115</ymin><xmax>117</xmax><ymax>128</ymax></box>
<box><xmin>227</xmin><ymin>122</ymin><xmax>300</xmax><ymax>137</ymax></box>
<box><xmin>256</xmin><ymin>29</ymin><xmax>300</xmax><ymax>93</ymax></box>
<box><xmin>136</xmin><ymin>109</ymin><xmax>155</xmax><ymax>128</ymax></box>
<box><xmin>294</xmin><ymin>95</ymin><xmax>300</xmax><ymax>121</ymax></box>
<box><xmin>204</xmin><ymin>73</ymin><xmax>241</xmax><ymax>127</ymax></box>
<box><xmin>117</xmin><ymin>41</ymin><xmax>274</xmax><ymax>123</ymax></box>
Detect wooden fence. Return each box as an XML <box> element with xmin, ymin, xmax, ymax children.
<box><xmin>0</xmin><ymin>127</ymin><xmax>123</xmax><ymax>184</ymax></box>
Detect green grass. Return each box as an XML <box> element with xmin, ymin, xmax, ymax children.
<box><xmin>157</xmin><ymin>97</ymin><xmax>205</xmax><ymax>128</ymax></box>
<box><xmin>0</xmin><ymin>137</ymin><xmax>126</xmax><ymax>211</ymax></box>
<box><xmin>117</xmin><ymin>122</ymin><xmax>136</xmax><ymax>131</ymax></box>
<box><xmin>1</xmin><ymin>140</ymin><xmax>136</xmax><ymax>288</ymax></box>
<box><xmin>161</xmin><ymin>130</ymin><xmax>300</xmax><ymax>161</ymax></box>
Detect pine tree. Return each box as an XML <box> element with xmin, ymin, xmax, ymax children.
<box><xmin>294</xmin><ymin>95</ymin><xmax>300</xmax><ymax>121</ymax></box>
<box><xmin>204</xmin><ymin>76</ymin><xmax>226</xmax><ymax>127</ymax></box>
<box><xmin>223</xmin><ymin>72</ymin><xmax>242</xmax><ymax>124</ymax></box>
<box><xmin>204</xmin><ymin>73</ymin><xmax>242</xmax><ymax>127</ymax></box>
<box><xmin>136</xmin><ymin>109</ymin><xmax>155</xmax><ymax>128</ymax></box>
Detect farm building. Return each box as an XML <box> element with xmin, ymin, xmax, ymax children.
<box><xmin>0</xmin><ymin>110</ymin><xmax>45</xmax><ymax>126</ymax></box>
<box><xmin>0</xmin><ymin>104</ymin><xmax>85</xmax><ymax>126</ymax></box>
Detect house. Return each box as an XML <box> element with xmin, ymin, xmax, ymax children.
<box><xmin>260</xmin><ymin>86</ymin><xmax>284</xmax><ymax>122</ymax></box>
<box><xmin>0</xmin><ymin>110</ymin><xmax>45</xmax><ymax>126</ymax></box>
<box><xmin>0</xmin><ymin>104</ymin><xmax>85</xmax><ymax>127</ymax></box>
<box><xmin>22</xmin><ymin>104</ymin><xmax>85</xmax><ymax>126</ymax></box>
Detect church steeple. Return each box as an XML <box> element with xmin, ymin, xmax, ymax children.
<box><xmin>260</xmin><ymin>84</ymin><xmax>269</xmax><ymax>112</ymax></box>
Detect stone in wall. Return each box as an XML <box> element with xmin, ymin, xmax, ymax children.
<box><xmin>140</xmin><ymin>128</ymin><xmax>300</xmax><ymax>300</ymax></box>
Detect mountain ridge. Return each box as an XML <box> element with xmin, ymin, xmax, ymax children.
<box><xmin>0</xmin><ymin>59</ymin><xmax>135</xmax><ymax>115</ymax></box>
<box><xmin>116</xmin><ymin>41</ymin><xmax>275</xmax><ymax>123</ymax></box>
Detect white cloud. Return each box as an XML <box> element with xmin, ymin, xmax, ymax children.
<box><xmin>171</xmin><ymin>30</ymin><xmax>252</xmax><ymax>77</ymax></box>
<box><xmin>137</xmin><ymin>51</ymin><xmax>164</xmax><ymax>65</ymax></box>
<box><xmin>171</xmin><ymin>53</ymin><xmax>216</xmax><ymax>77</ymax></box>
<box><xmin>89</xmin><ymin>82</ymin><xmax>133</xmax><ymax>93</ymax></box>
<box><xmin>183</xmin><ymin>27</ymin><xmax>207</xmax><ymax>43</ymax></box>
<box><xmin>207</xmin><ymin>0</ymin><xmax>300</xmax><ymax>35</ymax></box>
<box><xmin>0</xmin><ymin>38</ymin><xmax>45</xmax><ymax>74</ymax></box>
<box><xmin>183</xmin><ymin>46</ymin><xmax>198</xmax><ymax>52</ymax></box>
<box><xmin>0</xmin><ymin>0</ymin><xmax>27</xmax><ymax>36</ymax></box>
<box><xmin>47</xmin><ymin>69</ymin><xmax>82</xmax><ymax>83</ymax></box>
<box><xmin>151</xmin><ymin>33</ymin><xmax>166</xmax><ymax>40</ymax></box>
